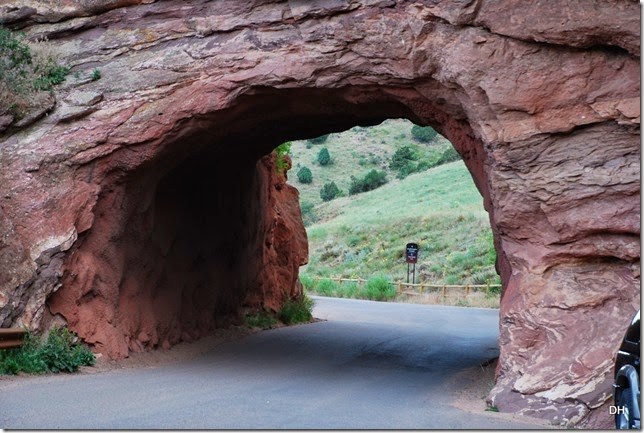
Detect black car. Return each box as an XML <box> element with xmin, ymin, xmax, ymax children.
<box><xmin>614</xmin><ymin>310</ymin><xmax>640</xmax><ymax>429</ymax></box>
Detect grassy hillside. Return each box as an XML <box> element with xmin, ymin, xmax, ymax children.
<box><xmin>289</xmin><ymin>119</ymin><xmax>457</xmax><ymax>214</ymax></box>
<box><xmin>285</xmin><ymin>119</ymin><xmax>501</xmax><ymax>289</ymax></box>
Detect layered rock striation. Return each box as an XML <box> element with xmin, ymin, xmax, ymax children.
<box><xmin>0</xmin><ymin>0</ymin><xmax>639</xmax><ymax>426</ymax></box>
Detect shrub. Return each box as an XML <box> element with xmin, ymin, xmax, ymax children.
<box><xmin>0</xmin><ymin>26</ymin><xmax>70</xmax><ymax>117</ymax></box>
<box><xmin>349</xmin><ymin>169</ymin><xmax>387</xmax><ymax>195</ymax></box>
<box><xmin>320</xmin><ymin>181</ymin><xmax>340</xmax><ymax>201</ymax></box>
<box><xmin>300</xmin><ymin>200</ymin><xmax>318</xmax><ymax>226</ymax></box>
<box><xmin>0</xmin><ymin>327</ymin><xmax>95</xmax><ymax>375</ymax></box>
<box><xmin>359</xmin><ymin>276</ymin><xmax>397</xmax><ymax>301</ymax></box>
<box><xmin>274</xmin><ymin>142</ymin><xmax>291</xmax><ymax>174</ymax></box>
<box><xmin>296</xmin><ymin>166</ymin><xmax>313</xmax><ymax>184</ymax></box>
<box><xmin>317</xmin><ymin>147</ymin><xmax>331</xmax><ymax>166</ymax></box>
<box><xmin>32</xmin><ymin>62</ymin><xmax>69</xmax><ymax>91</ymax></box>
<box><xmin>486</xmin><ymin>284</ymin><xmax>502</xmax><ymax>296</ymax></box>
<box><xmin>245</xmin><ymin>311</ymin><xmax>278</xmax><ymax>329</ymax></box>
<box><xmin>38</xmin><ymin>327</ymin><xmax>95</xmax><ymax>373</ymax></box>
<box><xmin>411</xmin><ymin>125</ymin><xmax>437</xmax><ymax>143</ymax></box>
<box><xmin>389</xmin><ymin>146</ymin><xmax>417</xmax><ymax>171</ymax></box>
<box><xmin>338</xmin><ymin>281</ymin><xmax>359</xmax><ymax>298</ymax></box>
<box><xmin>278</xmin><ymin>295</ymin><xmax>314</xmax><ymax>325</ymax></box>
<box><xmin>315</xmin><ymin>278</ymin><xmax>339</xmax><ymax>296</ymax></box>
<box><xmin>300</xmin><ymin>274</ymin><xmax>314</xmax><ymax>291</ymax></box>
<box><xmin>437</xmin><ymin>146</ymin><xmax>461</xmax><ymax>164</ymax></box>
<box><xmin>395</xmin><ymin>161</ymin><xmax>418</xmax><ymax>180</ymax></box>
<box><xmin>416</xmin><ymin>160</ymin><xmax>432</xmax><ymax>172</ymax></box>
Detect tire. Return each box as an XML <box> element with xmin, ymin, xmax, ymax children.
<box><xmin>616</xmin><ymin>387</ymin><xmax>636</xmax><ymax>429</ymax></box>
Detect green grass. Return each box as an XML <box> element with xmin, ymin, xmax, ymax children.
<box><xmin>298</xmin><ymin>162</ymin><xmax>499</xmax><ymax>286</ymax></box>
<box><xmin>289</xmin><ymin>119</ymin><xmax>454</xmax><ymax>207</ymax></box>
<box><xmin>245</xmin><ymin>311</ymin><xmax>279</xmax><ymax>330</ymax></box>
<box><xmin>0</xmin><ymin>327</ymin><xmax>95</xmax><ymax>375</ymax></box>
<box><xmin>304</xmin><ymin>276</ymin><xmax>398</xmax><ymax>302</ymax></box>
<box><xmin>288</xmin><ymin>119</ymin><xmax>501</xmax><ymax>292</ymax></box>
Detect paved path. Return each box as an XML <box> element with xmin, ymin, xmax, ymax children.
<box><xmin>0</xmin><ymin>297</ymin><xmax>550</xmax><ymax>429</ymax></box>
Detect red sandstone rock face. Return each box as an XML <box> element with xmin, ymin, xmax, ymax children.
<box><xmin>0</xmin><ymin>0</ymin><xmax>639</xmax><ymax>426</ymax></box>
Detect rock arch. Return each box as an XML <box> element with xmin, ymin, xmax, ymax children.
<box><xmin>0</xmin><ymin>0</ymin><xmax>639</xmax><ymax>425</ymax></box>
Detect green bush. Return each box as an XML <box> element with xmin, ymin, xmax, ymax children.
<box><xmin>278</xmin><ymin>295</ymin><xmax>314</xmax><ymax>325</ymax></box>
<box><xmin>486</xmin><ymin>284</ymin><xmax>502</xmax><ymax>296</ymax></box>
<box><xmin>389</xmin><ymin>146</ymin><xmax>417</xmax><ymax>171</ymax></box>
<box><xmin>38</xmin><ymin>327</ymin><xmax>95</xmax><ymax>373</ymax></box>
<box><xmin>349</xmin><ymin>169</ymin><xmax>387</xmax><ymax>195</ymax></box>
<box><xmin>320</xmin><ymin>181</ymin><xmax>340</xmax><ymax>201</ymax></box>
<box><xmin>300</xmin><ymin>274</ymin><xmax>314</xmax><ymax>291</ymax></box>
<box><xmin>359</xmin><ymin>276</ymin><xmax>397</xmax><ymax>301</ymax></box>
<box><xmin>315</xmin><ymin>278</ymin><xmax>339</xmax><ymax>296</ymax></box>
<box><xmin>395</xmin><ymin>161</ymin><xmax>418</xmax><ymax>180</ymax></box>
<box><xmin>338</xmin><ymin>281</ymin><xmax>359</xmax><ymax>298</ymax></box>
<box><xmin>416</xmin><ymin>160</ymin><xmax>432</xmax><ymax>172</ymax></box>
<box><xmin>300</xmin><ymin>201</ymin><xmax>318</xmax><ymax>226</ymax></box>
<box><xmin>0</xmin><ymin>26</ymin><xmax>70</xmax><ymax>117</ymax></box>
<box><xmin>437</xmin><ymin>146</ymin><xmax>461</xmax><ymax>164</ymax></box>
<box><xmin>0</xmin><ymin>327</ymin><xmax>95</xmax><ymax>375</ymax></box>
<box><xmin>245</xmin><ymin>311</ymin><xmax>278</xmax><ymax>329</ymax></box>
<box><xmin>32</xmin><ymin>62</ymin><xmax>69</xmax><ymax>91</ymax></box>
<box><xmin>297</xmin><ymin>166</ymin><xmax>313</xmax><ymax>184</ymax></box>
<box><xmin>274</xmin><ymin>142</ymin><xmax>291</xmax><ymax>174</ymax></box>
<box><xmin>317</xmin><ymin>147</ymin><xmax>331</xmax><ymax>166</ymax></box>
<box><xmin>411</xmin><ymin>125</ymin><xmax>438</xmax><ymax>143</ymax></box>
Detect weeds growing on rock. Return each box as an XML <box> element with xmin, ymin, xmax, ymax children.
<box><xmin>244</xmin><ymin>311</ymin><xmax>279</xmax><ymax>330</ymax></box>
<box><xmin>274</xmin><ymin>142</ymin><xmax>291</xmax><ymax>175</ymax></box>
<box><xmin>278</xmin><ymin>295</ymin><xmax>314</xmax><ymax>325</ymax></box>
<box><xmin>0</xmin><ymin>25</ymin><xmax>69</xmax><ymax>118</ymax></box>
<box><xmin>91</xmin><ymin>68</ymin><xmax>101</xmax><ymax>81</ymax></box>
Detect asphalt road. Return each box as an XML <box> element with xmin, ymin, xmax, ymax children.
<box><xmin>0</xmin><ymin>297</ymin><xmax>547</xmax><ymax>429</ymax></box>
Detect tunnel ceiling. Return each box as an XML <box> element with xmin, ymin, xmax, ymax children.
<box><xmin>0</xmin><ymin>0</ymin><xmax>640</xmax><ymax>427</ymax></box>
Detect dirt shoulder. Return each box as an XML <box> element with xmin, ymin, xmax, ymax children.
<box><xmin>448</xmin><ymin>359</ymin><xmax>561</xmax><ymax>429</ymax></box>
<box><xmin>84</xmin><ymin>326</ymin><xmax>256</xmax><ymax>374</ymax></box>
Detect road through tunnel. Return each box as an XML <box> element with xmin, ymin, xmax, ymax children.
<box><xmin>43</xmin><ymin>84</ymin><xmax>639</xmax><ymax>425</ymax></box>
<box><xmin>0</xmin><ymin>0</ymin><xmax>639</xmax><ymax>426</ymax></box>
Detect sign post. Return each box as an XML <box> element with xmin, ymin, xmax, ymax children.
<box><xmin>405</xmin><ymin>242</ymin><xmax>419</xmax><ymax>284</ymax></box>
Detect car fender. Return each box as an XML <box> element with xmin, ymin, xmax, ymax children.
<box><xmin>614</xmin><ymin>363</ymin><xmax>641</xmax><ymax>422</ymax></box>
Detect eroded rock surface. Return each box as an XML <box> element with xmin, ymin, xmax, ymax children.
<box><xmin>0</xmin><ymin>0</ymin><xmax>639</xmax><ymax>426</ymax></box>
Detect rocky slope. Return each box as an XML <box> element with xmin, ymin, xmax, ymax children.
<box><xmin>0</xmin><ymin>0</ymin><xmax>639</xmax><ymax>426</ymax></box>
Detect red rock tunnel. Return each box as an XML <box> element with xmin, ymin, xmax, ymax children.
<box><xmin>48</xmin><ymin>86</ymin><xmax>478</xmax><ymax>354</ymax></box>
<box><xmin>0</xmin><ymin>0</ymin><xmax>639</xmax><ymax>426</ymax></box>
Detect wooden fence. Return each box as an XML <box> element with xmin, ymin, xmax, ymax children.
<box><xmin>310</xmin><ymin>277</ymin><xmax>501</xmax><ymax>301</ymax></box>
<box><xmin>0</xmin><ymin>328</ymin><xmax>27</xmax><ymax>350</ymax></box>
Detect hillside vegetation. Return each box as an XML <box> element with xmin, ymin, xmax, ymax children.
<box><xmin>286</xmin><ymin>119</ymin><xmax>501</xmax><ymax>292</ymax></box>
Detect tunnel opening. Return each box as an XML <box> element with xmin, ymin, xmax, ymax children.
<box><xmin>42</xmin><ymin>83</ymin><xmax>639</xmax><ymax>426</ymax></box>
<box><xmin>289</xmin><ymin>118</ymin><xmax>501</xmax><ymax>307</ymax></box>
<box><xmin>48</xmin><ymin>85</ymin><xmax>496</xmax><ymax>358</ymax></box>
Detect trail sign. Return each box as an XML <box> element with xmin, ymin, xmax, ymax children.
<box><xmin>405</xmin><ymin>243</ymin><xmax>419</xmax><ymax>264</ymax></box>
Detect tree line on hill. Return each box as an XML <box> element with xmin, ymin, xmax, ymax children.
<box><xmin>292</xmin><ymin>125</ymin><xmax>461</xmax><ymax>202</ymax></box>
